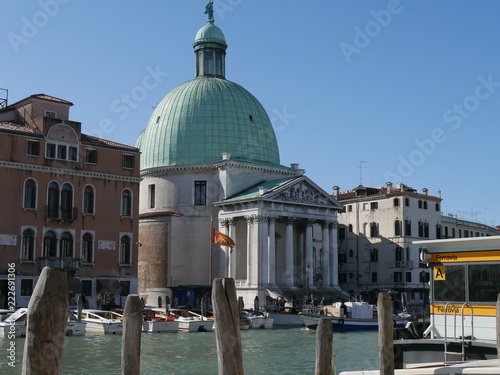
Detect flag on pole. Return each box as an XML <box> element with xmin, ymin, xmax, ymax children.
<box><xmin>212</xmin><ymin>228</ymin><xmax>235</xmax><ymax>248</ymax></box>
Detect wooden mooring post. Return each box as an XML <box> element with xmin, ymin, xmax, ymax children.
<box><xmin>315</xmin><ymin>317</ymin><xmax>333</xmax><ymax>375</ymax></box>
<box><xmin>121</xmin><ymin>295</ymin><xmax>143</xmax><ymax>375</ymax></box>
<box><xmin>378</xmin><ymin>292</ymin><xmax>394</xmax><ymax>375</ymax></box>
<box><xmin>22</xmin><ymin>267</ymin><xmax>68</xmax><ymax>375</ymax></box>
<box><xmin>212</xmin><ymin>278</ymin><xmax>244</xmax><ymax>375</ymax></box>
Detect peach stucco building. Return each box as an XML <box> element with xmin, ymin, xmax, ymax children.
<box><xmin>0</xmin><ymin>93</ymin><xmax>140</xmax><ymax>309</ymax></box>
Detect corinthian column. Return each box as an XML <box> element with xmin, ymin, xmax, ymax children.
<box><xmin>268</xmin><ymin>216</ymin><xmax>277</xmax><ymax>287</ymax></box>
<box><xmin>322</xmin><ymin>221</ymin><xmax>331</xmax><ymax>287</ymax></box>
<box><xmin>285</xmin><ymin>217</ymin><xmax>295</xmax><ymax>287</ymax></box>
<box><xmin>305</xmin><ymin>219</ymin><xmax>314</xmax><ymax>289</ymax></box>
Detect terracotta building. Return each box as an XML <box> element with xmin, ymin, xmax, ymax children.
<box><xmin>0</xmin><ymin>93</ymin><xmax>140</xmax><ymax>309</ymax></box>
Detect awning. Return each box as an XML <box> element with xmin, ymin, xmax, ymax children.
<box><xmin>97</xmin><ymin>279</ymin><xmax>122</xmax><ymax>294</ymax></box>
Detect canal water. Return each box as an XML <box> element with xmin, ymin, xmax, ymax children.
<box><xmin>1</xmin><ymin>328</ymin><xmax>379</xmax><ymax>374</ymax></box>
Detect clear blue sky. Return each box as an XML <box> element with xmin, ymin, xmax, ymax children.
<box><xmin>2</xmin><ymin>1</ymin><xmax>500</xmax><ymax>227</ymax></box>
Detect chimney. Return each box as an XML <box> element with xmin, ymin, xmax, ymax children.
<box><xmin>422</xmin><ymin>188</ymin><xmax>428</xmax><ymax>195</ymax></box>
<box><xmin>259</xmin><ymin>186</ymin><xmax>268</xmax><ymax>196</ymax></box>
<box><xmin>386</xmin><ymin>182</ymin><xmax>393</xmax><ymax>194</ymax></box>
<box><xmin>438</xmin><ymin>189</ymin><xmax>441</xmax><ymax>199</ymax></box>
<box><xmin>333</xmin><ymin>186</ymin><xmax>340</xmax><ymax>197</ymax></box>
<box><xmin>290</xmin><ymin>163</ymin><xmax>299</xmax><ymax>170</ymax></box>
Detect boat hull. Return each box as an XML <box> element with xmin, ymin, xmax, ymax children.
<box><xmin>84</xmin><ymin>322</ymin><xmax>123</xmax><ymax>334</ymax></box>
<box><xmin>299</xmin><ymin>313</ymin><xmax>409</xmax><ymax>331</ymax></box>
<box><xmin>178</xmin><ymin>320</ymin><xmax>214</xmax><ymax>332</ymax></box>
<box><xmin>142</xmin><ymin>320</ymin><xmax>179</xmax><ymax>333</ymax></box>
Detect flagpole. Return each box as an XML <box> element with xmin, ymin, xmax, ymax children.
<box><xmin>209</xmin><ymin>213</ymin><xmax>214</xmax><ymax>286</ymax></box>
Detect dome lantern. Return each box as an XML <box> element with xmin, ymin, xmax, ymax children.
<box><xmin>193</xmin><ymin>1</ymin><xmax>227</xmax><ymax>79</ymax></box>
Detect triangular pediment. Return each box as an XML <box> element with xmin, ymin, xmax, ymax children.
<box><xmin>266</xmin><ymin>177</ymin><xmax>341</xmax><ymax>208</ymax></box>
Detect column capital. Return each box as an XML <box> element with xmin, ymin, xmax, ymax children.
<box><xmin>286</xmin><ymin>217</ymin><xmax>296</xmax><ymax>225</ymax></box>
<box><xmin>307</xmin><ymin>219</ymin><xmax>315</xmax><ymax>226</ymax></box>
<box><xmin>219</xmin><ymin>218</ymin><xmax>229</xmax><ymax>227</ymax></box>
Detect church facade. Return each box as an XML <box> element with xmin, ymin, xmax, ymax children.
<box><xmin>135</xmin><ymin>4</ymin><xmax>343</xmax><ymax>308</ymax></box>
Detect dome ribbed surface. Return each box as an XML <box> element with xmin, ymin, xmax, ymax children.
<box><xmin>138</xmin><ymin>77</ymin><xmax>280</xmax><ymax>169</ymax></box>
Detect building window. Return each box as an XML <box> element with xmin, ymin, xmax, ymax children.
<box><xmin>405</xmin><ymin>198</ymin><xmax>410</xmax><ymax>207</ymax></box>
<box><xmin>83</xmin><ymin>185</ymin><xmax>95</xmax><ymax>214</ymax></box>
<box><xmin>81</xmin><ymin>233</ymin><xmax>93</xmax><ymax>264</ymax></box>
<box><xmin>27</xmin><ymin>140</ymin><xmax>40</xmax><ymax>156</ymax></box>
<box><xmin>406</xmin><ymin>272</ymin><xmax>412</xmax><ymax>282</ymax></box>
<box><xmin>47</xmin><ymin>181</ymin><xmax>59</xmax><ymax>219</ymax></box>
<box><xmin>348</xmin><ymin>249</ymin><xmax>354</xmax><ymax>258</ymax></box>
<box><xmin>424</xmin><ymin>222</ymin><xmax>429</xmax><ymax>238</ymax></box>
<box><xmin>394</xmin><ymin>220</ymin><xmax>402</xmax><ymax>236</ymax></box>
<box><xmin>120</xmin><ymin>281</ymin><xmax>130</xmax><ymax>296</ymax></box>
<box><xmin>123</xmin><ymin>154</ymin><xmax>135</xmax><ymax>169</ymax></box>
<box><xmin>452</xmin><ymin>228</ymin><xmax>456</xmax><ymax>238</ymax></box>
<box><xmin>348</xmin><ymin>224</ymin><xmax>353</xmax><ymax>233</ymax></box>
<box><xmin>423</xmin><ymin>201</ymin><xmax>428</xmax><ymax>209</ymax></box>
<box><xmin>338</xmin><ymin>253</ymin><xmax>347</xmax><ymax>263</ymax></box>
<box><xmin>85</xmin><ymin>148</ymin><xmax>97</xmax><ymax>164</ymax></box>
<box><xmin>444</xmin><ymin>226</ymin><xmax>449</xmax><ymax>238</ymax></box>
<box><xmin>347</xmin><ymin>205</ymin><xmax>353</xmax><ymax>212</ymax></box>
<box><xmin>60</xmin><ymin>232</ymin><xmax>73</xmax><ymax>257</ymax></box>
<box><xmin>148</xmin><ymin>184</ymin><xmax>156</xmax><ymax>209</ymax></box>
<box><xmin>370</xmin><ymin>202</ymin><xmax>378</xmax><ymax>210</ymax></box>
<box><xmin>339</xmin><ymin>273</ymin><xmax>347</xmax><ymax>283</ymax></box>
<box><xmin>46</xmin><ymin>143</ymin><xmax>77</xmax><ymax>161</ymax></box>
<box><xmin>43</xmin><ymin>231</ymin><xmax>57</xmax><ymax>257</ymax></box>
<box><xmin>21</xmin><ymin>229</ymin><xmax>35</xmax><ymax>261</ymax></box>
<box><xmin>120</xmin><ymin>235</ymin><xmax>132</xmax><ymax>265</ymax></box>
<box><xmin>121</xmin><ymin>189</ymin><xmax>132</xmax><ymax>217</ymax></box>
<box><xmin>394</xmin><ymin>272</ymin><xmax>403</xmax><ymax>282</ymax></box>
<box><xmin>435</xmin><ymin>203</ymin><xmax>441</xmax><ymax>212</ymax></box>
<box><xmin>24</xmin><ymin>179</ymin><xmax>37</xmax><ymax>209</ymax></box>
<box><xmin>393</xmin><ymin>198</ymin><xmax>399</xmax><ymax>207</ymax></box>
<box><xmin>405</xmin><ymin>220</ymin><xmax>412</xmax><ymax>236</ymax></box>
<box><xmin>370</xmin><ymin>248</ymin><xmax>378</xmax><ymax>262</ymax></box>
<box><xmin>418</xmin><ymin>200</ymin><xmax>422</xmax><ymax>209</ymax></box>
<box><xmin>371</xmin><ymin>272</ymin><xmax>377</xmax><ymax>283</ymax></box>
<box><xmin>46</xmin><ymin>143</ymin><xmax>56</xmax><ymax>158</ymax></box>
<box><xmin>418</xmin><ymin>221</ymin><xmax>424</xmax><ymax>237</ymax></box>
<box><xmin>21</xmin><ymin>279</ymin><xmax>34</xmax><ymax>296</ymax></box>
<box><xmin>194</xmin><ymin>181</ymin><xmax>207</xmax><ymax>206</ymax></box>
<box><xmin>370</xmin><ymin>222</ymin><xmax>379</xmax><ymax>237</ymax></box>
<box><xmin>45</xmin><ymin>110</ymin><xmax>57</xmax><ymax>118</ymax></box>
<box><xmin>61</xmin><ymin>183</ymin><xmax>74</xmax><ymax>221</ymax></box>
<box><xmin>436</xmin><ymin>224</ymin><xmax>442</xmax><ymax>239</ymax></box>
<box><xmin>395</xmin><ymin>246</ymin><xmax>403</xmax><ymax>261</ymax></box>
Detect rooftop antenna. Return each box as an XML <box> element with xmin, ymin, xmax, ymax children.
<box><xmin>358</xmin><ymin>160</ymin><xmax>367</xmax><ymax>185</ymax></box>
<box><xmin>0</xmin><ymin>88</ymin><xmax>8</xmax><ymax>109</ymax></box>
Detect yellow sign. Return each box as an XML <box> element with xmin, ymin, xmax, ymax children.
<box><xmin>434</xmin><ymin>266</ymin><xmax>446</xmax><ymax>280</ymax></box>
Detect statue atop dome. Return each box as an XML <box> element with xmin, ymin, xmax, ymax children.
<box><xmin>205</xmin><ymin>1</ymin><xmax>214</xmax><ymax>23</ymax></box>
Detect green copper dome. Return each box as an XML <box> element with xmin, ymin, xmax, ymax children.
<box><xmin>136</xmin><ymin>11</ymin><xmax>280</xmax><ymax>170</ymax></box>
<box><xmin>194</xmin><ymin>22</ymin><xmax>227</xmax><ymax>46</ymax></box>
<box><xmin>138</xmin><ymin>77</ymin><xmax>280</xmax><ymax>169</ymax></box>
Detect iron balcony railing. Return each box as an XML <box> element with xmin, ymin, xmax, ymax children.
<box><xmin>40</xmin><ymin>257</ymin><xmax>80</xmax><ymax>272</ymax></box>
<box><xmin>45</xmin><ymin>206</ymin><xmax>78</xmax><ymax>222</ymax></box>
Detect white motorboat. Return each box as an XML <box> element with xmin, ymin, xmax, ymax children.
<box><xmin>142</xmin><ymin>309</ymin><xmax>179</xmax><ymax>333</ymax></box>
<box><xmin>0</xmin><ymin>308</ymin><xmax>86</xmax><ymax>338</ymax></box>
<box><xmin>170</xmin><ymin>309</ymin><xmax>214</xmax><ymax>332</ymax></box>
<box><xmin>243</xmin><ymin>310</ymin><xmax>274</xmax><ymax>329</ymax></box>
<box><xmin>78</xmin><ymin>309</ymin><xmax>124</xmax><ymax>335</ymax></box>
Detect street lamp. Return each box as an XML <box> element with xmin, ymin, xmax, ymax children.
<box><xmin>305</xmin><ymin>264</ymin><xmax>311</xmax><ymax>304</ymax></box>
